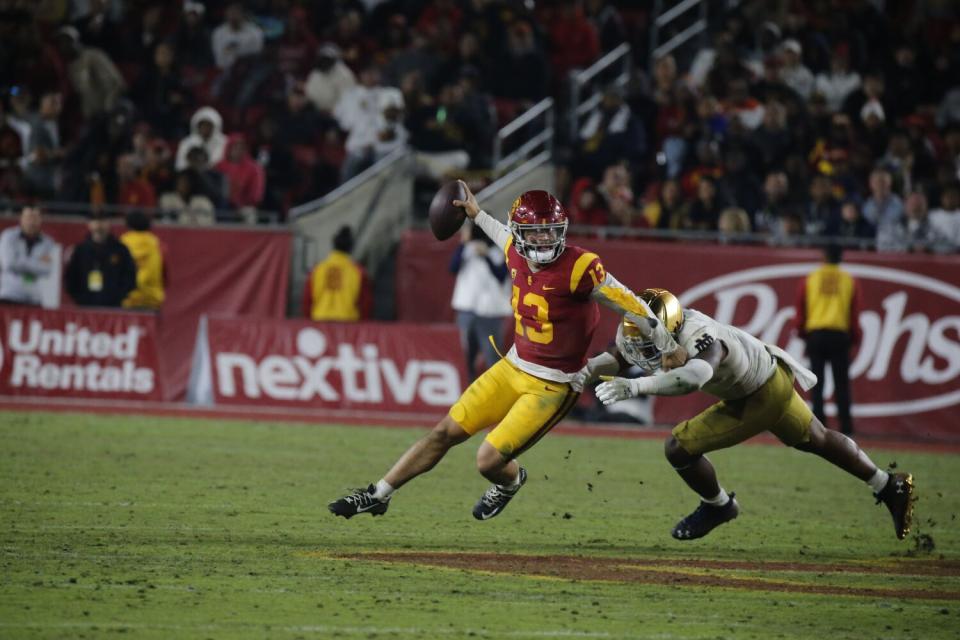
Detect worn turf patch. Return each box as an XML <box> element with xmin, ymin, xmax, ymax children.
<box><xmin>327</xmin><ymin>551</ymin><xmax>960</xmax><ymax>601</ymax></box>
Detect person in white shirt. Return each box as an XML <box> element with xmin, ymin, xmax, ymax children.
<box><xmin>929</xmin><ymin>183</ymin><xmax>960</xmax><ymax>249</ymax></box>
<box><xmin>334</xmin><ymin>65</ymin><xmax>406</xmax><ymax>181</ymax></box>
<box><xmin>778</xmin><ymin>39</ymin><xmax>815</xmax><ymax>100</ymax></box>
<box><xmin>579</xmin><ymin>288</ymin><xmax>915</xmax><ymax>542</ymax></box>
<box><xmin>0</xmin><ymin>206</ymin><xmax>58</xmax><ymax>305</ymax></box>
<box><xmin>450</xmin><ymin>222</ymin><xmax>512</xmax><ymax>382</ymax></box>
<box><xmin>211</xmin><ymin>2</ymin><xmax>264</xmax><ymax>70</ymax></box>
<box><xmin>304</xmin><ymin>43</ymin><xmax>357</xmax><ymax>116</ymax></box>
<box><xmin>814</xmin><ymin>45</ymin><xmax>861</xmax><ymax>112</ymax></box>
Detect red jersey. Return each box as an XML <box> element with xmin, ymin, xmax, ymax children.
<box><xmin>506</xmin><ymin>240</ymin><xmax>605</xmax><ymax>373</ymax></box>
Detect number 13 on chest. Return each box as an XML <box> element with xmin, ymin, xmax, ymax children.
<box><xmin>512</xmin><ymin>285</ymin><xmax>553</xmax><ymax>344</ymax></box>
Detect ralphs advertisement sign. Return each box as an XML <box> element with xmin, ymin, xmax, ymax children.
<box><xmin>0</xmin><ymin>306</ymin><xmax>163</xmax><ymax>400</ymax></box>
<box><xmin>634</xmin><ymin>249</ymin><xmax>960</xmax><ymax>441</ymax></box>
<box><xmin>188</xmin><ymin>316</ymin><xmax>465</xmax><ymax>415</ymax></box>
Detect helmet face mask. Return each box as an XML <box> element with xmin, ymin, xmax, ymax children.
<box><xmin>617</xmin><ymin>289</ymin><xmax>685</xmax><ymax>373</ymax></box>
<box><xmin>508</xmin><ymin>190</ymin><xmax>568</xmax><ymax>265</ymax></box>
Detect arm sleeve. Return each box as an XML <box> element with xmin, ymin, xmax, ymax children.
<box><xmin>473</xmin><ymin>210</ymin><xmax>511</xmax><ymax>250</ymax></box>
<box><xmin>3</xmin><ymin>236</ymin><xmax>54</xmax><ymax>277</ymax></box>
<box><xmin>590</xmin><ymin>271</ymin><xmax>681</xmax><ymax>354</ymax></box>
<box><xmin>631</xmin><ymin>358</ymin><xmax>714</xmax><ymax>396</ymax></box>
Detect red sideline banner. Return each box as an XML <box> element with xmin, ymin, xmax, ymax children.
<box><xmin>0</xmin><ymin>305</ymin><xmax>163</xmax><ymax>400</ymax></box>
<box><xmin>397</xmin><ymin>231</ymin><xmax>960</xmax><ymax>441</ymax></box>
<box><xmin>187</xmin><ymin>315</ymin><xmax>465</xmax><ymax>416</ymax></box>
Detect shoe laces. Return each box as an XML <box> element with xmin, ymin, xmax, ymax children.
<box><xmin>343</xmin><ymin>488</ymin><xmax>378</xmax><ymax>507</ymax></box>
<box><xmin>480</xmin><ymin>485</ymin><xmax>508</xmax><ymax>507</ymax></box>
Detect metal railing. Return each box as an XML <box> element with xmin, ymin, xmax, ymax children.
<box><xmin>649</xmin><ymin>0</ymin><xmax>708</xmax><ymax>67</ymax></box>
<box><xmin>491</xmin><ymin>97</ymin><xmax>555</xmax><ymax>179</ymax></box>
<box><xmin>567</xmin><ymin>42</ymin><xmax>632</xmax><ymax>142</ymax></box>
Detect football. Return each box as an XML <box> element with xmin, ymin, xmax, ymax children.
<box><xmin>428</xmin><ymin>181</ymin><xmax>468</xmax><ymax>240</ymax></box>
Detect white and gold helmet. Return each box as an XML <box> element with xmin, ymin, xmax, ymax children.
<box><xmin>617</xmin><ymin>288</ymin><xmax>684</xmax><ymax>372</ymax></box>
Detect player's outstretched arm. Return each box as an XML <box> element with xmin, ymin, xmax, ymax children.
<box><xmin>591</xmin><ymin>272</ymin><xmax>684</xmax><ymax>361</ymax></box>
<box><xmin>453</xmin><ymin>180</ymin><xmax>511</xmax><ymax>250</ymax></box>
<box><xmin>596</xmin><ymin>340</ymin><xmax>723</xmax><ymax>404</ymax></box>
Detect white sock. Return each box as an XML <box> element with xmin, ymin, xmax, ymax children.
<box><xmin>373</xmin><ymin>479</ymin><xmax>394</xmax><ymax>501</ymax></box>
<box><xmin>703</xmin><ymin>489</ymin><xmax>730</xmax><ymax>506</ymax></box>
<box><xmin>501</xmin><ymin>469</ymin><xmax>522</xmax><ymax>490</ymax></box>
<box><xmin>866</xmin><ymin>469</ymin><xmax>889</xmax><ymax>493</ymax></box>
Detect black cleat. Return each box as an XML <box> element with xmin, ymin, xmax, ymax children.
<box><xmin>473</xmin><ymin>467</ymin><xmax>527</xmax><ymax>521</ymax></box>
<box><xmin>875</xmin><ymin>472</ymin><xmax>915</xmax><ymax>540</ymax></box>
<box><xmin>328</xmin><ymin>484</ymin><xmax>390</xmax><ymax>519</ymax></box>
<box><xmin>671</xmin><ymin>492</ymin><xmax>740</xmax><ymax>540</ymax></box>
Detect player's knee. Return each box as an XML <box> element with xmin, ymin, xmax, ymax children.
<box><xmin>475</xmin><ymin>444</ymin><xmax>506</xmax><ymax>475</ymax></box>
<box><xmin>664</xmin><ymin>436</ymin><xmax>696</xmax><ymax>467</ymax></box>
<box><xmin>794</xmin><ymin>416</ymin><xmax>825</xmax><ymax>452</ymax></box>
<box><xmin>430</xmin><ymin>416</ymin><xmax>470</xmax><ymax>448</ymax></box>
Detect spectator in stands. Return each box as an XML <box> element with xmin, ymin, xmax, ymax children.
<box><xmin>64</xmin><ymin>211</ymin><xmax>137</xmax><ymax>308</ymax></box>
<box><xmin>862</xmin><ymin>167</ymin><xmax>903</xmax><ymax>230</ymax></box>
<box><xmin>302</xmin><ymin>226</ymin><xmax>372</xmax><ymax>321</ymax></box>
<box><xmin>116</xmin><ymin>153</ymin><xmax>157</xmax><ymax>209</ymax></box>
<box><xmin>132</xmin><ymin>41</ymin><xmax>191</xmax><ymax>140</ymax></box>
<box><xmin>750</xmin><ymin>99</ymin><xmax>790</xmax><ymax>169</ymax></box>
<box><xmin>175</xmin><ymin>107</ymin><xmax>227</xmax><ymax>171</ymax></box>
<box><xmin>54</xmin><ymin>25</ymin><xmax>125</xmax><ymax>121</ymax></box>
<box><xmin>184</xmin><ymin>146</ymin><xmax>227</xmax><ymax>209</ymax></box>
<box><xmin>449</xmin><ymin>221</ymin><xmax>511</xmax><ymax>383</ymax></box>
<box><xmin>24</xmin><ymin>92</ymin><xmax>64</xmax><ymax>199</ymax></box>
<box><xmin>686</xmin><ymin>176</ymin><xmax>725</xmax><ymax>231</ymax></box>
<box><xmin>305</xmin><ymin>43</ymin><xmax>357</xmax><ymax>117</ymax></box>
<box><xmin>120</xmin><ymin>210</ymin><xmax>165</xmax><ymax>311</ymax></box>
<box><xmin>0</xmin><ymin>206</ymin><xmax>57</xmax><ymax>305</ymax></box>
<box><xmin>645</xmin><ymin>179</ymin><xmax>687</xmax><ymax>230</ymax></box>
<box><xmin>842</xmin><ymin>71</ymin><xmax>890</xmax><ymax>129</ymax></box>
<box><xmin>491</xmin><ymin>21</ymin><xmax>549</xmax><ymax>104</ymax></box>
<box><xmin>543</xmin><ymin>0</ymin><xmax>600</xmax><ymax>80</ymax></box>
<box><xmin>274</xmin><ymin>81</ymin><xmax>327</xmax><ymax>148</ymax></box>
<box><xmin>929</xmin><ymin>183</ymin><xmax>960</xmax><ymax>249</ymax></box>
<box><xmin>885</xmin><ymin>42</ymin><xmax>926</xmax><ymax>121</ymax></box>
<box><xmin>159</xmin><ymin>171</ymin><xmax>215</xmax><ymax>225</ymax></box>
<box><xmin>859</xmin><ymin>98</ymin><xmax>889</xmax><ymax>157</ymax></box>
<box><xmin>568</xmin><ymin>180</ymin><xmax>609</xmax><ymax>226</ymax></box>
<box><xmin>248</xmin><ymin>115</ymin><xmax>296</xmax><ymax>213</ymax></box>
<box><xmin>804</xmin><ymin>174</ymin><xmax>839</xmax><ymax>236</ymax></box>
<box><xmin>142</xmin><ymin>138</ymin><xmax>174</xmax><ymax>197</ymax></box>
<box><xmin>275</xmin><ymin>6</ymin><xmax>319</xmax><ymax>79</ymax></box>
<box><xmin>825</xmin><ymin>200</ymin><xmax>876</xmax><ymax>247</ymax></box>
<box><xmin>576</xmin><ymin>85</ymin><xmax>645</xmax><ymax>180</ymax></box>
<box><xmin>335</xmin><ymin>65</ymin><xmax>406</xmax><ymax>181</ymax></box>
<box><xmin>877</xmin><ymin>191</ymin><xmax>953</xmax><ymax>254</ymax></box>
<box><xmin>75</xmin><ymin>0</ymin><xmax>123</xmax><ymax>59</ymax></box>
<box><xmin>216</xmin><ymin>134</ymin><xmax>265</xmax><ymax>224</ymax></box>
<box><xmin>753</xmin><ymin>170</ymin><xmax>791</xmax><ymax>234</ymax></box>
<box><xmin>778</xmin><ymin>39</ymin><xmax>814</xmax><ymax>100</ymax></box>
<box><xmin>718</xmin><ymin>206</ymin><xmax>752</xmax><ymax>242</ymax></box>
<box><xmin>456</xmin><ymin>66</ymin><xmax>497</xmax><ymax>168</ymax></box>
<box><xmin>719</xmin><ymin>145</ymin><xmax>763</xmax><ymax>219</ymax></box>
<box><xmin>212</xmin><ymin>2</ymin><xmax>264</xmax><ymax>70</ymax></box>
<box><xmin>814</xmin><ymin>44</ymin><xmax>861</xmax><ymax>113</ymax></box>
<box><xmin>408</xmin><ymin>79</ymin><xmax>484</xmax><ymax>180</ymax></box>
<box><xmin>175</xmin><ymin>2</ymin><xmax>214</xmax><ymax>69</ymax></box>
<box><xmin>125</xmin><ymin>4</ymin><xmax>165</xmax><ymax>67</ymax></box>
<box><xmin>880</xmin><ymin>129</ymin><xmax>934</xmax><ymax>197</ymax></box>
<box><xmin>584</xmin><ymin>0</ymin><xmax>626</xmax><ymax>52</ymax></box>
<box><xmin>3</xmin><ymin>87</ymin><xmax>33</xmax><ymax>155</ymax></box>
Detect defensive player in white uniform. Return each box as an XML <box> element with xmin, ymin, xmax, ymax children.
<box><xmin>579</xmin><ymin>288</ymin><xmax>915</xmax><ymax>541</ymax></box>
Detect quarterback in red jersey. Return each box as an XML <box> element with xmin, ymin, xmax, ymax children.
<box><xmin>329</xmin><ymin>181</ymin><xmax>686</xmax><ymax>521</ymax></box>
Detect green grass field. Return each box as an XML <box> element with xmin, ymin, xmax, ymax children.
<box><xmin>1</xmin><ymin>411</ymin><xmax>958</xmax><ymax>639</ymax></box>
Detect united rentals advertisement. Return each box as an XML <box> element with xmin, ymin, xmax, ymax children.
<box><xmin>187</xmin><ymin>316</ymin><xmax>466</xmax><ymax>417</ymax></box>
<box><xmin>397</xmin><ymin>231</ymin><xmax>960</xmax><ymax>441</ymax></box>
<box><xmin>0</xmin><ymin>306</ymin><xmax>164</xmax><ymax>400</ymax></box>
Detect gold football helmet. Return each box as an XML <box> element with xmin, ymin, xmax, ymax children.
<box><xmin>618</xmin><ymin>288</ymin><xmax>684</xmax><ymax>372</ymax></box>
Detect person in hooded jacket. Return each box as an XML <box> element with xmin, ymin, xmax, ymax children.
<box><xmin>175</xmin><ymin>106</ymin><xmax>227</xmax><ymax>171</ymax></box>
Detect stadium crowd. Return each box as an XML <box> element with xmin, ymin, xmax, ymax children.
<box><xmin>0</xmin><ymin>0</ymin><xmax>957</xmax><ymax>253</ymax></box>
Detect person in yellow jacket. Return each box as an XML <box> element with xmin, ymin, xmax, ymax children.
<box><xmin>302</xmin><ymin>226</ymin><xmax>372</xmax><ymax>321</ymax></box>
<box><xmin>794</xmin><ymin>244</ymin><xmax>862</xmax><ymax>434</ymax></box>
<box><xmin>120</xmin><ymin>211</ymin><xmax>166</xmax><ymax>310</ymax></box>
